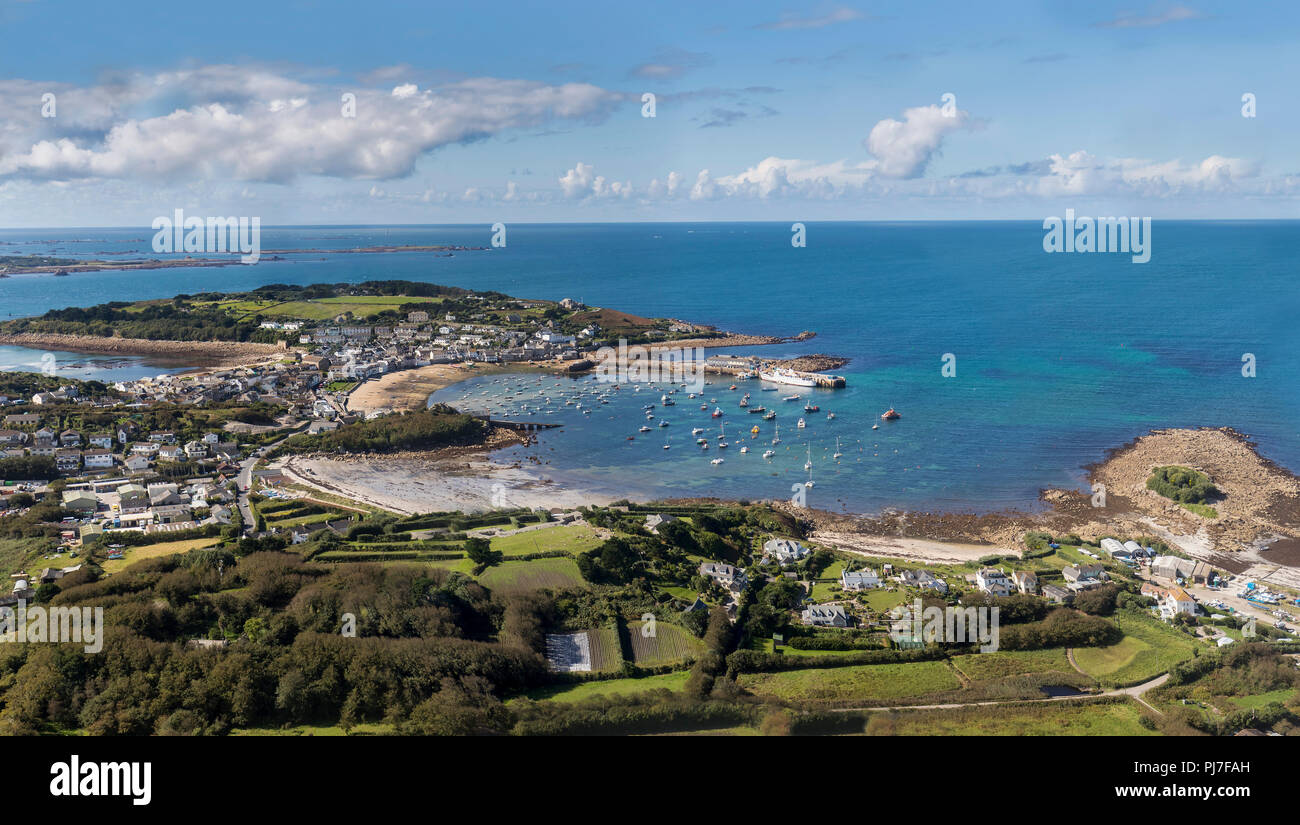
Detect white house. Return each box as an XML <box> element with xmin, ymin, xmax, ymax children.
<box><xmin>82</xmin><ymin>449</ymin><xmax>115</xmax><ymax>469</ymax></box>
<box><xmin>762</xmin><ymin>538</ymin><xmax>811</xmax><ymax>565</ymax></box>
<box><xmin>699</xmin><ymin>562</ymin><xmax>747</xmax><ymax>594</ymax></box>
<box><xmin>975</xmin><ymin>567</ymin><xmax>1014</xmax><ymax>597</ymax></box>
<box><xmin>841</xmin><ymin>568</ymin><xmax>880</xmax><ymax>591</ymax></box>
<box><xmin>1162</xmin><ymin>586</ymin><xmax>1197</xmax><ymax>620</ymax></box>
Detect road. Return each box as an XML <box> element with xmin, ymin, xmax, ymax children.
<box><xmin>235</xmin><ymin>426</ymin><xmax>307</xmax><ymax>535</ymax></box>
<box><xmin>831</xmin><ymin>672</ymin><xmax>1170</xmax><ymax>714</ymax></box>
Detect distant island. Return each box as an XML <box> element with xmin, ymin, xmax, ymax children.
<box><xmin>0</xmin><ymin>244</ymin><xmax>486</xmax><ymax>275</ymax></box>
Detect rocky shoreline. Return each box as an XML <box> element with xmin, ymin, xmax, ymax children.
<box><xmin>791</xmin><ymin>426</ymin><xmax>1300</xmax><ymax>573</ymax></box>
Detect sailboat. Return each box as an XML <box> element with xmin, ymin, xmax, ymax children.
<box><xmin>771</xmin><ymin>424</ymin><xmax>781</xmax><ymax>445</ymax></box>
<box><xmin>804</xmin><ymin>445</ymin><xmax>815</xmax><ymax>487</ymax></box>
<box><xmin>833</xmin><ymin>437</ymin><xmax>843</xmax><ymax>460</ymax></box>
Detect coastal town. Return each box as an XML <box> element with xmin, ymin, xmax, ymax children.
<box><xmin>1</xmin><ymin>283</ymin><xmax>1298</xmax><ymax>741</ymax></box>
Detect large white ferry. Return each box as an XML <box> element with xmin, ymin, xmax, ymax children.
<box><xmin>758</xmin><ymin>367</ymin><xmax>817</xmax><ymax>388</ymax></box>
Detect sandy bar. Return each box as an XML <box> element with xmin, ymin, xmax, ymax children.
<box><xmin>812</xmin><ymin>532</ymin><xmax>1019</xmax><ymax>564</ymax></box>
<box><xmin>0</xmin><ymin>332</ymin><xmax>285</xmax><ymax>368</ymax></box>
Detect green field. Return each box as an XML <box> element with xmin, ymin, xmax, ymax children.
<box><xmin>1229</xmin><ymin>688</ymin><xmax>1294</xmax><ymax>710</ymax></box>
<box><xmin>217</xmin><ymin>295</ymin><xmax>445</xmax><ymax>322</ymax></box>
<box><xmin>809</xmin><ymin>560</ymin><xmax>846</xmax><ymax>602</ymax></box>
<box><xmin>950</xmin><ymin>648</ymin><xmax>1080</xmax><ymax>682</ymax></box>
<box><xmin>854</xmin><ymin>588</ymin><xmax>909</xmax><ymax>613</ymax></box>
<box><xmin>478</xmin><ymin>557</ymin><xmax>586</xmax><ymax>595</ymax></box>
<box><xmin>1073</xmin><ymin>612</ymin><xmax>1203</xmax><ymax>685</ymax></box>
<box><xmin>487</xmin><ymin>524</ymin><xmax>605</xmax><ymax>557</ymax></box>
<box><xmin>739</xmin><ymin>660</ymin><xmax>962</xmax><ymax>703</ymax></box>
<box><xmin>101</xmin><ymin>537</ymin><xmax>222</xmax><ymax>574</ymax></box>
<box><xmin>627</xmin><ymin>621</ymin><xmax>705</xmax><ymax>666</ymax></box>
<box><xmin>516</xmin><ymin>670</ymin><xmax>691</xmax><ymax>703</ymax></box>
<box><xmin>867</xmin><ymin>700</ymin><xmax>1156</xmax><ymax>736</ymax></box>
<box><xmin>587</xmin><ymin>626</ymin><xmax>624</xmax><ymax>672</ymax></box>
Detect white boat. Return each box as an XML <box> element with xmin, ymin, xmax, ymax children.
<box><xmin>691</xmin><ymin>427</ymin><xmax>704</xmax><ymax>436</ymax></box>
<box><xmin>763</xmin><ymin>449</ymin><xmax>776</xmax><ymax>459</ymax></box>
<box><xmin>760</xmin><ymin>368</ymin><xmax>817</xmax><ymax>388</ymax></box>
<box><xmin>833</xmin><ymin>438</ymin><xmax>843</xmax><ymax>459</ymax></box>
<box><xmin>639</xmin><ymin>425</ymin><xmax>651</xmax><ymax>433</ymax></box>
<box><xmin>771</xmin><ymin>424</ymin><xmax>781</xmax><ymax>445</ymax></box>
<box><xmin>739</xmin><ymin>446</ymin><xmax>748</xmax><ymax>453</ymax></box>
<box><xmin>796</xmin><ymin>417</ymin><xmax>806</xmax><ymax>429</ymax></box>
<box><xmin>711</xmin><ymin>458</ymin><xmax>724</xmax><ymax>465</ymax></box>
<box><xmin>804</xmin><ymin>445</ymin><xmax>813</xmax><ymax>472</ymax></box>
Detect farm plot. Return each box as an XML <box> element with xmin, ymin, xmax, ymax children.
<box><xmin>478</xmin><ymin>557</ymin><xmax>586</xmax><ymax>595</ymax></box>
<box><xmin>545</xmin><ymin>632</ymin><xmax>591</xmax><ymax>672</ymax></box>
<box><xmin>627</xmin><ymin>621</ymin><xmax>705</xmax><ymax>667</ymax></box>
<box><xmin>586</xmin><ymin>626</ymin><xmax>625</xmax><ymax>672</ymax></box>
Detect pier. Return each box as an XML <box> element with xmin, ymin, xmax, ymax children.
<box><xmin>702</xmin><ymin>356</ymin><xmax>846</xmax><ymax>388</ymax></box>
<box><xmin>470</xmin><ymin>415</ymin><xmax>563</xmax><ymax>431</ymax></box>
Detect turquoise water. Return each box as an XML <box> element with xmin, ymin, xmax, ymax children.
<box><xmin>3</xmin><ymin>221</ymin><xmax>1297</xmax><ymax>512</ymax></box>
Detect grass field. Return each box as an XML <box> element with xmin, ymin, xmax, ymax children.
<box><xmin>487</xmin><ymin>524</ymin><xmax>605</xmax><ymax>557</ymax></box>
<box><xmin>950</xmin><ymin>648</ymin><xmax>1080</xmax><ymax>682</ymax></box>
<box><xmin>101</xmin><ymin>537</ymin><xmax>222</xmax><ymax>574</ymax></box>
<box><xmin>515</xmin><ymin>671</ymin><xmax>691</xmax><ymax>703</ymax></box>
<box><xmin>478</xmin><ymin>557</ymin><xmax>586</xmax><ymax>594</ymax></box>
<box><xmin>587</xmin><ymin>626</ymin><xmax>624</xmax><ymax>672</ymax></box>
<box><xmin>739</xmin><ymin>660</ymin><xmax>961</xmax><ymax>703</ymax></box>
<box><xmin>867</xmin><ymin>700</ymin><xmax>1156</xmax><ymax>736</ymax></box>
<box><xmin>810</xmin><ymin>560</ymin><xmax>846</xmax><ymax>602</ymax></box>
<box><xmin>226</xmin><ymin>295</ymin><xmax>444</xmax><ymax>321</ymax></box>
<box><xmin>751</xmin><ymin>638</ymin><xmax>861</xmax><ymax>657</ymax></box>
<box><xmin>855</xmin><ymin>588</ymin><xmax>908</xmax><ymax>613</ymax></box>
<box><xmin>627</xmin><ymin>621</ymin><xmax>705</xmax><ymax>666</ymax></box>
<box><xmin>1229</xmin><ymin>688</ymin><xmax>1294</xmax><ymax>710</ymax></box>
<box><xmin>0</xmin><ymin>536</ymin><xmax>53</xmax><ymax>579</ymax></box>
<box><xmin>1073</xmin><ymin>612</ymin><xmax>1203</xmax><ymax>685</ymax></box>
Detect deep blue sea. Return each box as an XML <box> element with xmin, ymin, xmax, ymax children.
<box><xmin>2</xmin><ymin>222</ymin><xmax>1296</xmax><ymax>514</ymax></box>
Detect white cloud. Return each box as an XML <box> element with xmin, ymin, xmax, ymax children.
<box><xmin>559</xmin><ymin>162</ymin><xmax>631</xmax><ymax>199</ymax></box>
<box><xmin>864</xmin><ymin>104</ymin><xmax>971</xmax><ymax>179</ymax></box>
<box><xmin>0</xmin><ymin>66</ymin><xmax>625</xmax><ymax>183</ymax></box>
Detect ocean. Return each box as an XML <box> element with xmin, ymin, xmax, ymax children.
<box><xmin>2</xmin><ymin>221</ymin><xmax>1297</xmax><ymax>514</ymax></box>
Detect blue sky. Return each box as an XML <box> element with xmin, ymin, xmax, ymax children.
<box><xmin>1</xmin><ymin>0</ymin><xmax>1298</xmax><ymax>224</ymax></box>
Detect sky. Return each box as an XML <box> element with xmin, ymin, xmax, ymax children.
<box><xmin>1</xmin><ymin>0</ymin><xmax>1298</xmax><ymax>225</ymax></box>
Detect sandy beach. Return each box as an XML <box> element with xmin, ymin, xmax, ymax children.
<box><xmin>346</xmin><ymin>363</ymin><xmax>493</xmax><ymax>416</ymax></box>
<box><xmin>277</xmin><ymin>451</ymin><xmax>610</xmax><ymax>515</ymax></box>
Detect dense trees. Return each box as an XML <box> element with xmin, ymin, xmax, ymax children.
<box><xmin>272</xmin><ymin>407</ymin><xmax>488</xmax><ymax>456</ymax></box>
<box><xmin>0</xmin><ymin>551</ymin><xmax>549</xmax><ymax>735</ymax></box>
<box><xmin>1147</xmin><ymin>465</ymin><xmax>1219</xmax><ymax>504</ymax></box>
